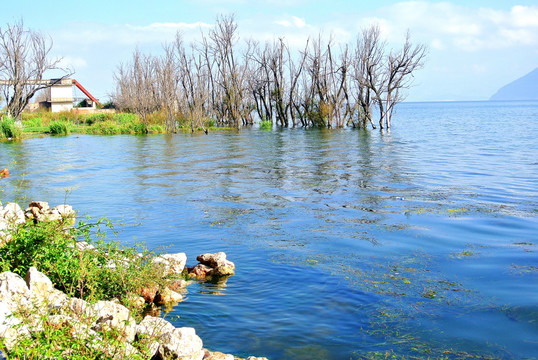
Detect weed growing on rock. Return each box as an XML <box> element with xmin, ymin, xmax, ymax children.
<box><xmin>0</xmin><ymin>215</ymin><xmax>179</xmax><ymax>308</ymax></box>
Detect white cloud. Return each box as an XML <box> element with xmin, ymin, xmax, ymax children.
<box><xmin>57</xmin><ymin>56</ymin><xmax>87</xmax><ymax>70</ymax></box>
<box><xmin>510</xmin><ymin>5</ymin><xmax>538</xmax><ymax>28</ymax></box>
<box><xmin>292</xmin><ymin>16</ymin><xmax>306</xmax><ymax>28</ymax></box>
<box><xmin>274</xmin><ymin>15</ymin><xmax>306</xmax><ymax>29</ymax></box>
<box><xmin>132</xmin><ymin>21</ymin><xmax>212</xmax><ymax>32</ymax></box>
<box><xmin>275</xmin><ymin>20</ymin><xmax>292</xmax><ymax>27</ymax></box>
<box><xmin>378</xmin><ymin>2</ymin><xmax>538</xmax><ymax>51</ymax></box>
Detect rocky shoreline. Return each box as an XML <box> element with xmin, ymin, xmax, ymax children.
<box><xmin>0</xmin><ymin>201</ymin><xmax>268</xmax><ymax>360</ymax></box>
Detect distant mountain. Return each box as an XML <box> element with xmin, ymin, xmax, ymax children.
<box><xmin>490</xmin><ymin>67</ymin><xmax>538</xmax><ymax>101</ymax></box>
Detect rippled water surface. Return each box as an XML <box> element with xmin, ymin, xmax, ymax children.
<box><xmin>1</xmin><ymin>101</ymin><xmax>537</xmax><ymax>359</ymax></box>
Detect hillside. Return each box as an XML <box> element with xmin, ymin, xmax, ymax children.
<box><xmin>490</xmin><ymin>67</ymin><xmax>538</xmax><ymax>101</ymax></box>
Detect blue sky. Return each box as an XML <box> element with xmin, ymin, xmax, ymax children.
<box><xmin>2</xmin><ymin>0</ymin><xmax>537</xmax><ymax>102</ymax></box>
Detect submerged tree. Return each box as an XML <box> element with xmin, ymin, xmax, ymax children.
<box><xmin>0</xmin><ymin>20</ymin><xmax>72</xmax><ymax>121</ymax></box>
<box><xmin>375</xmin><ymin>31</ymin><xmax>427</xmax><ymax>129</ymax></box>
<box><xmin>113</xmin><ymin>16</ymin><xmax>427</xmax><ymax>131</ymax></box>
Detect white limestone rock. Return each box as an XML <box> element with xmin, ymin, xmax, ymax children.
<box><xmin>90</xmin><ymin>300</ymin><xmax>136</xmax><ymax>343</ymax></box>
<box><xmin>158</xmin><ymin>327</ymin><xmax>204</xmax><ymax>360</ymax></box>
<box><xmin>152</xmin><ymin>253</ymin><xmax>187</xmax><ymax>278</ymax></box>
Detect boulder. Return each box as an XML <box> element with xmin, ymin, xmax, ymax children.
<box><xmin>203</xmin><ymin>350</ymin><xmax>235</xmax><ymax>360</ymax></box>
<box><xmin>196</xmin><ymin>252</ymin><xmax>227</xmax><ymax>268</ymax></box>
<box><xmin>154</xmin><ymin>288</ymin><xmax>183</xmax><ymax>306</ymax></box>
<box><xmin>136</xmin><ymin>315</ymin><xmax>176</xmax><ymax>339</ymax></box>
<box><xmin>188</xmin><ymin>264</ymin><xmax>213</xmax><ymax>278</ymax></box>
<box><xmin>24</xmin><ymin>267</ymin><xmax>68</xmax><ymax>311</ymax></box>
<box><xmin>0</xmin><ymin>203</ymin><xmax>25</xmax><ymax>226</ymax></box>
<box><xmin>67</xmin><ymin>297</ymin><xmax>90</xmax><ymax>317</ymax></box>
<box><xmin>43</xmin><ymin>208</ymin><xmax>62</xmax><ymax>222</ymax></box>
<box><xmin>152</xmin><ymin>253</ymin><xmax>187</xmax><ymax>278</ymax></box>
<box><xmin>0</xmin><ymin>272</ymin><xmax>30</xmax><ymax>301</ymax></box>
<box><xmin>28</xmin><ymin>201</ymin><xmax>50</xmax><ymax>212</ymax></box>
<box><xmin>54</xmin><ymin>204</ymin><xmax>76</xmax><ymax>219</ymax></box>
<box><xmin>25</xmin><ymin>267</ymin><xmax>53</xmax><ymax>298</ymax></box>
<box><xmin>45</xmin><ymin>289</ymin><xmax>70</xmax><ymax>311</ymax></box>
<box><xmin>23</xmin><ymin>202</ymin><xmax>75</xmax><ymax>225</ymax></box>
<box><xmin>90</xmin><ymin>300</ymin><xmax>136</xmax><ymax>343</ymax></box>
<box><xmin>168</xmin><ymin>279</ymin><xmax>191</xmax><ymax>291</ymax></box>
<box><xmin>196</xmin><ymin>252</ymin><xmax>235</xmax><ymax>276</ymax></box>
<box><xmin>158</xmin><ymin>327</ymin><xmax>204</xmax><ymax>360</ymax></box>
<box><xmin>0</xmin><ymin>323</ymin><xmax>30</xmax><ymax>352</ymax></box>
<box><xmin>137</xmin><ymin>284</ymin><xmax>159</xmax><ymax>304</ymax></box>
<box><xmin>0</xmin><ymin>301</ymin><xmax>19</xmax><ymax>329</ymax></box>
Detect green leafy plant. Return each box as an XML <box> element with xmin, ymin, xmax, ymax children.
<box><xmin>48</xmin><ymin>121</ymin><xmax>70</xmax><ymax>135</ymax></box>
<box><xmin>0</xmin><ymin>217</ymin><xmax>172</xmax><ymax>305</ymax></box>
<box><xmin>259</xmin><ymin>119</ymin><xmax>272</xmax><ymax>130</ymax></box>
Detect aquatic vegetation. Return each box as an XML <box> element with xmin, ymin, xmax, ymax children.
<box><xmin>259</xmin><ymin>120</ymin><xmax>272</xmax><ymax>130</ymax></box>
<box><xmin>450</xmin><ymin>250</ymin><xmax>476</xmax><ymax>259</ymax></box>
<box><xmin>447</xmin><ymin>207</ymin><xmax>469</xmax><ymax>215</ymax></box>
<box><xmin>510</xmin><ymin>264</ymin><xmax>538</xmax><ymax>274</ymax></box>
<box><xmin>48</xmin><ymin>120</ymin><xmax>70</xmax><ymax>135</ymax></box>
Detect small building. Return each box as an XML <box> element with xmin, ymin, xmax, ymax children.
<box><xmin>49</xmin><ymin>79</ymin><xmax>78</xmax><ymax>112</ymax></box>
<box><xmin>25</xmin><ymin>78</ymin><xmax>100</xmax><ymax>113</ymax></box>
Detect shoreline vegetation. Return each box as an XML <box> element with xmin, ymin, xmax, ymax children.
<box><xmin>0</xmin><ymin>200</ymin><xmax>267</xmax><ymax>360</ymax></box>
<box><xmin>1</xmin><ymin>110</ymin><xmax>234</xmax><ymax>140</ymax></box>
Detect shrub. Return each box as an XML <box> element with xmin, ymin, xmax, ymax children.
<box><xmin>113</xmin><ymin>113</ymin><xmax>137</xmax><ymax>124</ymax></box>
<box><xmin>0</xmin><ymin>117</ymin><xmax>23</xmax><ymax>139</ymax></box>
<box><xmin>49</xmin><ymin>121</ymin><xmax>70</xmax><ymax>135</ymax></box>
<box><xmin>147</xmin><ymin>124</ymin><xmax>164</xmax><ymax>133</ymax></box>
<box><xmin>0</xmin><ymin>217</ymin><xmax>168</xmax><ymax>304</ymax></box>
<box><xmin>259</xmin><ymin>120</ymin><xmax>272</xmax><ymax>130</ymax></box>
<box><xmin>101</xmin><ymin>100</ymin><xmax>117</xmax><ymax>109</ymax></box>
<box><xmin>204</xmin><ymin>118</ymin><xmax>216</xmax><ymax>128</ymax></box>
<box><xmin>85</xmin><ymin>113</ymin><xmax>112</xmax><ymax>125</ymax></box>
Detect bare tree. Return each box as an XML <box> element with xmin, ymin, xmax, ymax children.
<box><xmin>155</xmin><ymin>43</ymin><xmax>178</xmax><ymax>132</ymax></box>
<box><xmin>350</xmin><ymin>25</ymin><xmax>385</xmax><ymax>129</ymax></box>
<box><xmin>208</xmin><ymin>14</ymin><xmax>253</xmax><ymax>128</ymax></box>
<box><xmin>376</xmin><ymin>31</ymin><xmax>427</xmax><ymax>129</ymax></box>
<box><xmin>0</xmin><ymin>20</ymin><xmax>72</xmax><ymax>121</ymax></box>
<box><xmin>113</xmin><ymin>16</ymin><xmax>427</xmax><ymax>132</ymax></box>
<box><xmin>114</xmin><ymin>49</ymin><xmax>160</xmax><ymax>132</ymax></box>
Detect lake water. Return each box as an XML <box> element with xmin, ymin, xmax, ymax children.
<box><xmin>1</xmin><ymin>101</ymin><xmax>537</xmax><ymax>359</ymax></box>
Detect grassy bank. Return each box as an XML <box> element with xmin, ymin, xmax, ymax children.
<box><xmin>1</xmin><ymin>110</ymin><xmax>232</xmax><ymax>140</ymax></box>
<box><xmin>21</xmin><ymin>111</ymin><xmax>165</xmax><ymax>136</ymax></box>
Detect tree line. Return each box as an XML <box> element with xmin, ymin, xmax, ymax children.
<box><xmin>114</xmin><ymin>15</ymin><xmax>427</xmax><ymax>131</ymax></box>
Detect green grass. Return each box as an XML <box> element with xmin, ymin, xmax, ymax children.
<box><xmin>19</xmin><ymin>110</ymin><xmax>229</xmax><ymax>136</ymax></box>
<box><xmin>1</xmin><ymin>117</ymin><xmax>23</xmax><ymax>139</ymax></box>
<box><xmin>49</xmin><ymin>121</ymin><xmax>71</xmax><ymax>135</ymax></box>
